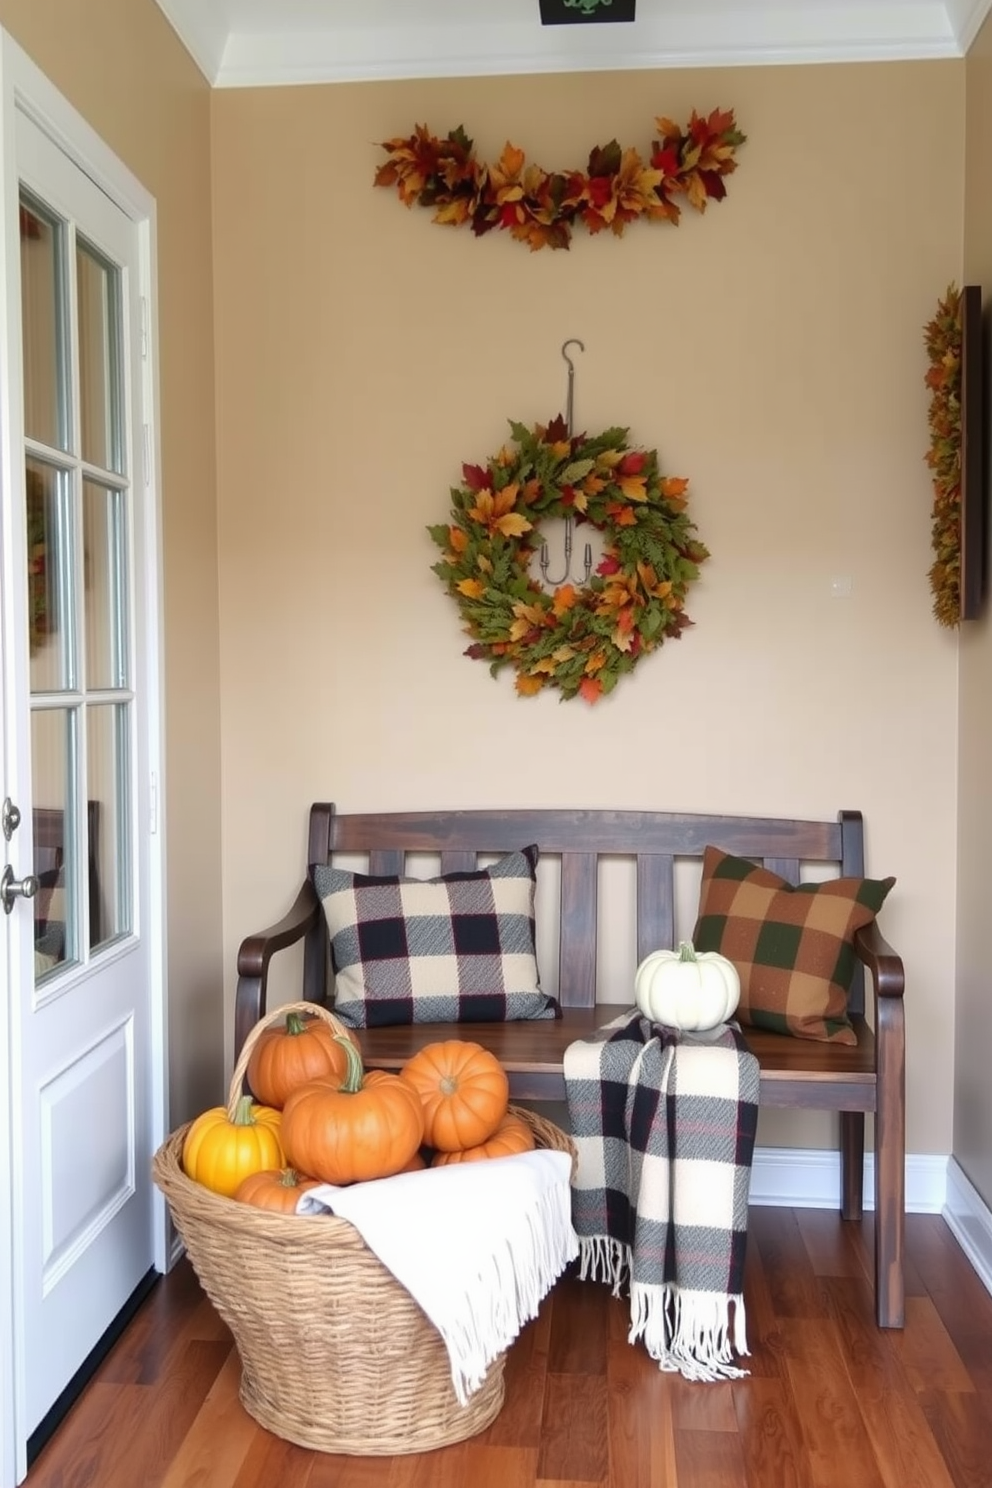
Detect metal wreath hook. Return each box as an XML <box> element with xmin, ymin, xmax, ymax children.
<box><xmin>540</xmin><ymin>338</ymin><xmax>592</xmax><ymax>588</ymax></box>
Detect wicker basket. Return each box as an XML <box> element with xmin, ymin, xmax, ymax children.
<box><xmin>152</xmin><ymin>1001</ymin><xmax>576</xmax><ymax>1456</ymax></box>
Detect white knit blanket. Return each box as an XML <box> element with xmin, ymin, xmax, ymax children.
<box><xmin>297</xmin><ymin>1150</ymin><xmax>578</xmax><ymax>1405</ymax></box>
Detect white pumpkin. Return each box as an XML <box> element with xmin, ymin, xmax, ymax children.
<box><xmin>634</xmin><ymin>941</ymin><xmax>740</xmax><ymax>1032</ymax></box>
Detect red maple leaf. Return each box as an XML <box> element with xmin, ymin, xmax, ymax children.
<box><xmin>462</xmin><ymin>463</ymin><xmax>493</xmax><ymax>492</ymax></box>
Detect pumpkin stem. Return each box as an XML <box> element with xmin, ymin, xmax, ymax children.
<box><xmin>280</xmin><ymin>1168</ymin><xmax>302</xmax><ymax>1188</ymax></box>
<box><xmin>285</xmin><ymin>1012</ymin><xmax>309</xmax><ymax>1036</ymax></box>
<box><xmin>232</xmin><ymin>1093</ymin><xmax>258</xmax><ymax>1126</ymax></box>
<box><xmin>677</xmin><ymin>941</ymin><xmax>698</xmax><ymax>963</ymax></box>
<box><xmin>336</xmin><ymin>1035</ymin><xmax>365</xmax><ymax>1094</ymax></box>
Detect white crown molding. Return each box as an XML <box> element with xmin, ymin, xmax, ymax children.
<box><xmin>749</xmin><ymin>1147</ymin><xmax>948</xmax><ymax>1214</ymax></box>
<box><xmin>154</xmin><ymin>0</ymin><xmax>231</xmax><ymax>85</ymax></box>
<box><xmin>943</xmin><ymin>1158</ymin><xmax>992</xmax><ymax>1300</ymax></box>
<box><xmin>945</xmin><ymin>0</ymin><xmax>992</xmax><ymax>50</ymax></box>
<box><xmin>154</xmin><ymin>1</ymin><xmax>992</xmax><ymax>90</ymax></box>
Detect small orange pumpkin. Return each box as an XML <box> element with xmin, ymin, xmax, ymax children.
<box><xmin>432</xmin><ymin>1111</ymin><xmax>536</xmax><ymax>1166</ymax></box>
<box><xmin>401</xmin><ymin>1040</ymin><xmax>509</xmax><ymax>1151</ymax></box>
<box><xmin>281</xmin><ymin>1037</ymin><xmax>425</xmax><ymax>1184</ymax></box>
<box><xmin>246</xmin><ymin>1010</ymin><xmax>359</xmax><ymax>1108</ymax></box>
<box><xmin>234</xmin><ymin>1167</ymin><xmax>321</xmax><ymax>1213</ymax></box>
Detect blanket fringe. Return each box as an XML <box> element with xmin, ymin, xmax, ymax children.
<box><xmin>629</xmin><ymin>1282</ymin><xmax>750</xmax><ymax>1383</ymax></box>
<box><xmin>440</xmin><ymin>1176</ymin><xmax>579</xmax><ymax>1404</ymax></box>
<box><xmin>577</xmin><ymin>1235</ymin><xmax>630</xmax><ymax>1297</ymax></box>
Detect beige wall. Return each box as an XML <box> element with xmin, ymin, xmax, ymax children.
<box><xmin>213</xmin><ymin>61</ymin><xmax>964</xmax><ymax>1155</ymax></box>
<box><xmin>960</xmin><ymin>21</ymin><xmax>992</xmax><ymax>1206</ymax></box>
<box><xmin>0</xmin><ymin>0</ymin><xmax>225</xmax><ymax>1124</ymax></box>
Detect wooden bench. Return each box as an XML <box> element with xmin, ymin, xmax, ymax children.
<box><xmin>234</xmin><ymin>803</ymin><xmax>906</xmax><ymax>1329</ymax></box>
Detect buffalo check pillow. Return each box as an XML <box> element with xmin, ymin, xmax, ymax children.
<box><xmin>692</xmin><ymin>845</ymin><xmax>896</xmax><ymax>1044</ymax></box>
<box><xmin>312</xmin><ymin>844</ymin><xmax>559</xmax><ymax>1029</ymax></box>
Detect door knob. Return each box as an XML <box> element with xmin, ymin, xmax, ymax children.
<box><xmin>1</xmin><ymin>863</ymin><xmax>39</xmax><ymax>914</ymax></box>
<box><xmin>2</xmin><ymin>797</ymin><xmax>21</xmax><ymax>842</ymax></box>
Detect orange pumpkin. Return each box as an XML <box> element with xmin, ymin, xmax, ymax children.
<box><xmin>234</xmin><ymin>1167</ymin><xmax>321</xmax><ymax>1213</ymax></box>
<box><xmin>432</xmin><ymin>1111</ymin><xmax>535</xmax><ymax>1166</ymax></box>
<box><xmin>246</xmin><ymin>1010</ymin><xmax>359</xmax><ymax>1108</ymax></box>
<box><xmin>281</xmin><ymin>1037</ymin><xmax>425</xmax><ymax>1184</ymax></box>
<box><xmin>400</xmin><ymin>1040</ymin><xmax>509</xmax><ymax>1151</ymax></box>
<box><xmin>398</xmin><ymin>1150</ymin><xmax>428</xmax><ymax>1173</ymax></box>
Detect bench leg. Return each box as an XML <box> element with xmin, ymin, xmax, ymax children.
<box><xmin>874</xmin><ymin>1077</ymin><xmax>905</xmax><ymax>1328</ymax></box>
<box><xmin>840</xmin><ymin>1111</ymin><xmax>865</xmax><ymax>1221</ymax></box>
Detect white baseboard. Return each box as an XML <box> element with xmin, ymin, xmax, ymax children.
<box><xmin>942</xmin><ymin>1159</ymin><xmax>992</xmax><ymax>1300</ymax></box>
<box><xmin>750</xmin><ymin>1146</ymin><xmax>948</xmax><ymax>1214</ymax></box>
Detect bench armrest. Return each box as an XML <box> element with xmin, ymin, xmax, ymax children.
<box><xmin>234</xmin><ymin>880</ymin><xmax>323</xmax><ymax>1057</ymax></box>
<box><xmin>853</xmin><ymin>920</ymin><xmax>905</xmax><ymax>1001</ymax></box>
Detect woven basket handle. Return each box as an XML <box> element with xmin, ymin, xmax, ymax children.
<box><xmin>227</xmin><ymin>1000</ymin><xmax>354</xmax><ymax>1120</ymax></box>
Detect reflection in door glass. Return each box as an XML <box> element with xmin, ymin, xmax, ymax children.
<box><xmin>31</xmin><ymin>708</ymin><xmax>77</xmax><ymax>979</ymax></box>
<box><xmin>26</xmin><ymin>459</ymin><xmax>72</xmax><ymax>696</ymax></box>
<box><xmin>19</xmin><ymin>191</ymin><xmax>68</xmax><ymax>451</ymax></box>
<box><xmin>83</xmin><ymin>481</ymin><xmax>128</xmax><ymax>691</ymax></box>
<box><xmin>87</xmin><ymin>701</ymin><xmax>130</xmax><ymax>945</ymax></box>
<box><xmin>77</xmin><ymin>239</ymin><xmax>124</xmax><ymax>474</ymax></box>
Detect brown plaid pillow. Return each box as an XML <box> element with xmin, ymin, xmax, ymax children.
<box><xmin>692</xmin><ymin>846</ymin><xmax>895</xmax><ymax>1044</ymax></box>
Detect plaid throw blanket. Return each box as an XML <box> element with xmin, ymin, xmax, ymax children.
<box><xmin>564</xmin><ymin>1010</ymin><xmax>760</xmax><ymax>1381</ymax></box>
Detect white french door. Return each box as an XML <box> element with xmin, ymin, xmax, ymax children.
<box><xmin>0</xmin><ymin>36</ymin><xmax>166</xmax><ymax>1488</ymax></box>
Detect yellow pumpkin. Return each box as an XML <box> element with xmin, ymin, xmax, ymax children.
<box><xmin>182</xmin><ymin>1094</ymin><xmax>284</xmax><ymax>1197</ymax></box>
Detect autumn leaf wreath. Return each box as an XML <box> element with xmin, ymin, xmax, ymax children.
<box><xmin>429</xmin><ymin>419</ymin><xmax>710</xmax><ymax>703</ymax></box>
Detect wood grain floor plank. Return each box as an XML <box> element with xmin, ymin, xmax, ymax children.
<box><xmin>438</xmin><ymin>1445</ymin><xmax>539</xmax><ymax>1488</ymax></box>
<box><xmin>308</xmin><ymin>1456</ymin><xmax>396</xmax><ymax>1488</ymax></box>
<box><xmin>795</xmin><ymin>1209</ymin><xmax>871</xmax><ymax>1280</ymax></box>
<box><xmin>905</xmin><ymin>1219</ymin><xmax>992</xmax><ymax>1392</ymax></box>
<box><xmin>674</xmin><ymin>1427</ymin><xmax>749</xmax><ymax>1488</ymax></box>
<box><xmin>26</xmin><ymin>1382</ymin><xmax>162</xmax><ymax>1488</ymax></box>
<box><xmin>733</xmin><ymin>1376</ymin><xmax>813</xmax><ymax>1488</ymax></box>
<box><xmin>825</xmin><ymin>1279</ymin><xmax>958</xmax><ymax>1488</ymax></box>
<box><xmin>739</xmin><ymin>1233</ymin><xmax>790</xmax><ymax>1381</ymax></box>
<box><xmin>386</xmin><ymin>1440</ymin><xmax>472</xmax><ymax>1487</ymax></box>
<box><xmin>547</xmin><ymin>1275</ymin><xmax>609</xmax><ymax>1376</ymax></box>
<box><xmin>891</xmin><ymin>1296</ymin><xmax>975</xmax><ymax>1394</ymax></box>
<box><xmin>483</xmin><ymin>1311</ymin><xmax>550</xmax><ymax>1448</ymax></box>
<box><xmin>95</xmin><ymin>1269</ymin><xmax>199</xmax><ymax>1386</ymax></box>
<box><xmin>917</xmin><ymin>1388</ymin><xmax>992</xmax><ymax>1488</ymax></box>
<box><xmin>160</xmin><ymin>1350</ymin><xmax>259</xmax><ymax>1488</ymax></box>
<box><xmin>670</xmin><ymin>1377</ymin><xmax>739</xmax><ymax>1433</ymax></box>
<box><xmin>779</xmin><ymin>1317</ymin><xmax>887</xmax><ymax>1488</ymax></box>
<box><xmin>537</xmin><ymin>1374</ymin><xmax>608</xmax><ymax>1484</ymax></box>
<box><xmin>605</xmin><ymin>1337</ymin><xmax>677</xmax><ymax>1488</ymax></box>
<box><xmin>229</xmin><ymin>1433</ymin><xmax>314</xmax><ymax>1488</ymax></box>
<box><xmin>749</xmin><ymin>1209</ymin><xmax>828</xmax><ymax>1320</ymax></box>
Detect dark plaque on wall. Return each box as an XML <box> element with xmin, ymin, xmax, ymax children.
<box><xmin>540</xmin><ymin>0</ymin><xmax>637</xmax><ymax>24</ymax></box>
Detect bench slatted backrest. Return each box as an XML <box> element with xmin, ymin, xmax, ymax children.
<box><xmin>310</xmin><ymin>805</ymin><xmax>867</xmax><ymax>1018</ymax></box>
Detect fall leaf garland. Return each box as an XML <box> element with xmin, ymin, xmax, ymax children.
<box><xmin>375</xmin><ymin>108</ymin><xmax>745</xmax><ymax>252</ymax></box>
<box><xmin>428</xmin><ymin>418</ymin><xmax>709</xmax><ymax>703</ymax></box>
<box><xmin>923</xmin><ymin>285</ymin><xmax>963</xmax><ymax>628</ymax></box>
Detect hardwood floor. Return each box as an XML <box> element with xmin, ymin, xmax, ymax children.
<box><xmin>24</xmin><ymin>1208</ymin><xmax>992</xmax><ymax>1488</ymax></box>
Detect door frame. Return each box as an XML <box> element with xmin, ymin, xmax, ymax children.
<box><xmin>0</xmin><ymin>32</ymin><xmax>168</xmax><ymax>1488</ymax></box>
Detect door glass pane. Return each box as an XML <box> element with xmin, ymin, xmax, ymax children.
<box><xmin>87</xmin><ymin>702</ymin><xmax>130</xmax><ymax>946</ymax></box>
<box><xmin>77</xmin><ymin>239</ymin><xmax>124</xmax><ymax>474</ymax></box>
<box><xmin>19</xmin><ymin>191</ymin><xmax>68</xmax><ymax>451</ymax></box>
<box><xmin>26</xmin><ymin>458</ymin><xmax>74</xmax><ymax>695</ymax></box>
<box><xmin>83</xmin><ymin>481</ymin><xmax>128</xmax><ymax>690</ymax></box>
<box><xmin>31</xmin><ymin>708</ymin><xmax>78</xmax><ymax>979</ymax></box>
